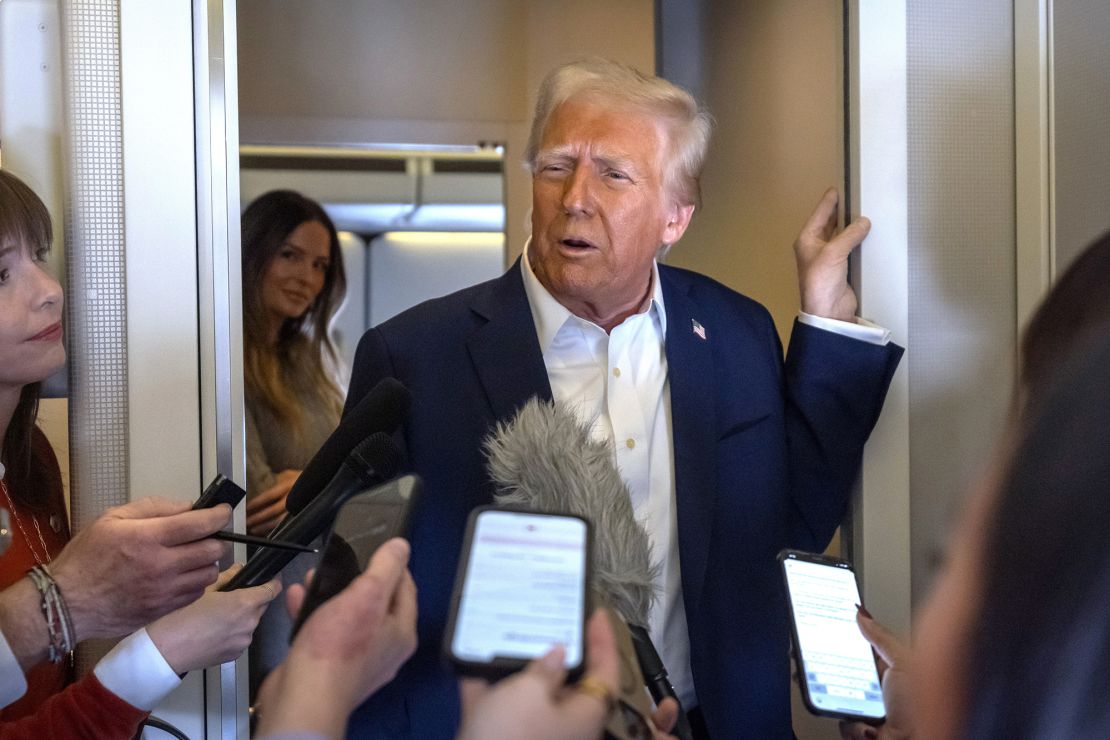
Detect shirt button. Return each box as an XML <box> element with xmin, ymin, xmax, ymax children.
<box><xmin>613</xmin><ymin>367</ymin><xmax>621</xmax><ymax>378</ymax></box>
<box><xmin>626</xmin><ymin>438</ymin><xmax>635</xmax><ymax>449</ymax></box>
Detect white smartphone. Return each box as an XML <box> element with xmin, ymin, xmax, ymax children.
<box><xmin>779</xmin><ymin>549</ymin><xmax>886</xmax><ymax>722</ymax></box>
<box><xmin>444</xmin><ymin>507</ymin><xmax>591</xmax><ymax>680</ymax></box>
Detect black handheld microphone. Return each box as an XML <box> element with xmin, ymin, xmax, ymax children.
<box><xmin>485</xmin><ymin>398</ymin><xmax>694</xmax><ymax>740</ymax></box>
<box><xmin>627</xmin><ymin>623</ymin><xmax>689</xmax><ymax>731</ymax></box>
<box><xmin>285</xmin><ymin>377</ymin><xmax>411</xmax><ymax>515</ymax></box>
<box><xmin>221</xmin><ymin>433</ymin><xmax>403</xmax><ymax>590</ymax></box>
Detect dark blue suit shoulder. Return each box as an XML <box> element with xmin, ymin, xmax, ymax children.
<box><xmin>658</xmin><ymin>263</ymin><xmax>777</xmax><ymax>336</ymax></box>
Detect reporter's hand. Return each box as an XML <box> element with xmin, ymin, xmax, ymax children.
<box><xmin>651</xmin><ymin>697</ymin><xmax>680</xmax><ymax>739</ymax></box>
<box><xmin>255</xmin><ymin>538</ymin><xmax>418</xmax><ymax>738</ymax></box>
<box><xmin>794</xmin><ymin>187</ymin><xmax>871</xmax><ymax>322</ymax></box>
<box><xmin>838</xmin><ymin>609</ymin><xmax>914</xmax><ymax>740</ymax></box>
<box><xmin>247</xmin><ymin>469</ymin><xmax>299</xmax><ymax>536</ymax></box>
<box><xmin>457</xmin><ymin>609</ymin><xmax>627</xmax><ymax>740</ymax></box>
<box><xmin>146</xmin><ymin>564</ymin><xmax>279</xmax><ymax>674</ymax></box>
<box><xmin>50</xmin><ymin>497</ymin><xmax>229</xmax><ymax>641</ymax></box>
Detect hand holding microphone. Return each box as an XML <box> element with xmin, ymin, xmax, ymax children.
<box><xmin>284</xmin><ymin>377</ymin><xmax>411</xmax><ymax>515</ymax></box>
<box><xmin>221</xmin><ymin>378</ymin><xmax>410</xmax><ymax>591</ymax></box>
<box><xmin>484</xmin><ymin>398</ymin><xmax>693</xmax><ymax>740</ymax></box>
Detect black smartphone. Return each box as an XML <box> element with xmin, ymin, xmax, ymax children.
<box><xmin>444</xmin><ymin>507</ymin><xmax>591</xmax><ymax>681</ymax></box>
<box><xmin>194</xmin><ymin>474</ymin><xmax>247</xmax><ymax>510</ymax></box>
<box><xmin>290</xmin><ymin>474</ymin><xmax>421</xmax><ymax>638</ymax></box>
<box><xmin>778</xmin><ymin>549</ymin><xmax>886</xmax><ymax>722</ymax></box>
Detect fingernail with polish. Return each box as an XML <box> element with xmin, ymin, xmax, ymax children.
<box><xmin>856</xmin><ymin>603</ymin><xmax>873</xmax><ymax>619</ymax></box>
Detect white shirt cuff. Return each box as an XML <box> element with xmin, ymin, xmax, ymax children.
<box><xmin>93</xmin><ymin>628</ymin><xmax>182</xmax><ymax>711</ymax></box>
<box><xmin>0</xmin><ymin>629</ymin><xmax>27</xmax><ymax>708</ymax></box>
<box><xmin>798</xmin><ymin>312</ymin><xmax>891</xmax><ymax>346</ymax></box>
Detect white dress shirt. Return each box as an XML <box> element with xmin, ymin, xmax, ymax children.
<box><xmin>0</xmin><ymin>479</ymin><xmax>184</xmax><ymax>713</ymax></box>
<box><xmin>522</xmin><ymin>248</ymin><xmax>696</xmax><ymax>706</ymax></box>
<box><xmin>0</xmin><ymin>624</ymin><xmax>179</xmax><ymax>711</ymax></box>
<box><xmin>520</xmin><ymin>247</ymin><xmax>890</xmax><ymax>709</ymax></box>
<box><xmin>94</xmin><ymin>627</ymin><xmax>182</xmax><ymax>710</ymax></box>
<box><xmin>0</xmin><ymin>629</ymin><xmax>27</xmax><ymax>708</ymax></box>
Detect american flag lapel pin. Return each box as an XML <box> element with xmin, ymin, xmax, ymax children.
<box><xmin>691</xmin><ymin>319</ymin><xmax>707</xmax><ymax>340</ymax></box>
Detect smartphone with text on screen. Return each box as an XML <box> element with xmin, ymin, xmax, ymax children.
<box><xmin>444</xmin><ymin>507</ymin><xmax>591</xmax><ymax>681</ymax></box>
<box><xmin>779</xmin><ymin>549</ymin><xmax>886</xmax><ymax>722</ymax></box>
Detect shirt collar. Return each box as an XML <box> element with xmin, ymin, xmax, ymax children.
<box><xmin>520</xmin><ymin>240</ymin><xmax>667</xmax><ymax>353</ymax></box>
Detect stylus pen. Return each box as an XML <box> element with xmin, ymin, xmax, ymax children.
<box><xmin>210</xmin><ymin>531</ymin><xmax>317</xmax><ymax>553</ymax></box>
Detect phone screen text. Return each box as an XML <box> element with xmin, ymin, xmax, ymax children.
<box><xmin>784</xmin><ymin>557</ymin><xmax>885</xmax><ymax>719</ymax></box>
<box><xmin>452</xmin><ymin>511</ymin><xmax>586</xmax><ymax>668</ymax></box>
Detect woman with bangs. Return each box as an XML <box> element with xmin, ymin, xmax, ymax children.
<box><xmin>0</xmin><ymin>169</ymin><xmax>71</xmax><ymax>721</ymax></box>
<box><xmin>0</xmin><ymin>169</ymin><xmax>278</xmax><ymax>736</ymax></box>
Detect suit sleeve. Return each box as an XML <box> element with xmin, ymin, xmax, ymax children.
<box><xmin>782</xmin><ymin>318</ymin><xmax>903</xmax><ymax>550</ymax></box>
<box><xmin>346</xmin><ymin>327</ymin><xmax>412</xmax><ymax>467</ymax></box>
<box><xmin>345</xmin><ymin>327</ymin><xmax>398</xmax><ymax>416</ymax></box>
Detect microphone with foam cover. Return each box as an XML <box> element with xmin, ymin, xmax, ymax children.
<box><xmin>485</xmin><ymin>399</ymin><xmax>657</xmax><ymax>623</ymax></box>
<box><xmin>485</xmin><ymin>399</ymin><xmax>694</xmax><ymax>740</ymax></box>
<box><xmin>285</xmin><ymin>377</ymin><xmax>411</xmax><ymax>515</ymax></box>
<box><xmin>221</xmin><ymin>432</ymin><xmax>403</xmax><ymax>590</ymax></box>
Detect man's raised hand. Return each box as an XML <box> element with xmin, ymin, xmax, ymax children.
<box><xmin>794</xmin><ymin>187</ymin><xmax>872</xmax><ymax>323</ymax></box>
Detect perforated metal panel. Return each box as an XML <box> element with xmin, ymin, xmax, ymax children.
<box><xmin>58</xmin><ymin>0</ymin><xmax>128</xmax><ymax>674</ymax></box>
<box><xmin>906</xmin><ymin>0</ymin><xmax>1016</xmax><ymax>606</ymax></box>
<box><xmin>1052</xmin><ymin>0</ymin><xmax>1110</xmax><ymax>273</ymax></box>
<box><xmin>59</xmin><ymin>0</ymin><xmax>128</xmax><ymax>532</ymax></box>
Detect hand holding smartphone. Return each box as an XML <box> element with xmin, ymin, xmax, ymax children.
<box><xmin>444</xmin><ymin>507</ymin><xmax>591</xmax><ymax>681</ymax></box>
<box><xmin>193</xmin><ymin>475</ymin><xmax>316</xmax><ymax>552</ymax></box>
<box><xmin>290</xmin><ymin>474</ymin><xmax>421</xmax><ymax>637</ymax></box>
<box><xmin>779</xmin><ymin>549</ymin><xmax>886</xmax><ymax>722</ymax></box>
<box><xmin>194</xmin><ymin>474</ymin><xmax>247</xmax><ymax>510</ymax></box>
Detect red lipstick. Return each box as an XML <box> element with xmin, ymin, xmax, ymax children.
<box><xmin>29</xmin><ymin>322</ymin><xmax>63</xmax><ymax>342</ymax></box>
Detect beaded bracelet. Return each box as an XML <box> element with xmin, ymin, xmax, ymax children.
<box><xmin>27</xmin><ymin>565</ymin><xmax>74</xmax><ymax>663</ymax></box>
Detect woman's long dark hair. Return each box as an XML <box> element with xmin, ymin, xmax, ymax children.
<box><xmin>964</xmin><ymin>330</ymin><xmax>1110</xmax><ymax>738</ymax></box>
<box><xmin>241</xmin><ymin>190</ymin><xmax>346</xmax><ymax>433</ymax></box>
<box><xmin>1019</xmin><ymin>229</ymin><xmax>1110</xmax><ymax>404</ymax></box>
<box><xmin>0</xmin><ymin>170</ymin><xmax>55</xmax><ymax>512</ymax></box>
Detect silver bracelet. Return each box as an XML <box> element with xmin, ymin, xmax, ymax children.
<box><xmin>27</xmin><ymin>565</ymin><xmax>74</xmax><ymax>663</ymax></box>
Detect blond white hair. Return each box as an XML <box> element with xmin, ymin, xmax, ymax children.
<box><xmin>524</xmin><ymin>58</ymin><xmax>713</xmax><ymax>210</ymax></box>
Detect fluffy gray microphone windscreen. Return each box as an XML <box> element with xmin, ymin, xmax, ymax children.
<box><xmin>484</xmin><ymin>397</ymin><xmax>659</xmax><ymax>625</ymax></box>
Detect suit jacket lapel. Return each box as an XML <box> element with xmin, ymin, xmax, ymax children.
<box><xmin>467</xmin><ymin>258</ymin><xmax>553</xmax><ymax>421</ymax></box>
<box><xmin>468</xmin><ymin>262</ymin><xmax>716</xmax><ymax>609</ymax></box>
<box><xmin>661</xmin><ymin>266</ymin><xmax>717</xmax><ymax>615</ymax></box>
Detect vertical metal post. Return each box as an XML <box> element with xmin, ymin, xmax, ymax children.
<box><xmin>1014</xmin><ymin>0</ymin><xmax>1053</xmax><ymax>327</ymax></box>
<box><xmin>194</xmin><ymin>0</ymin><xmax>248</xmax><ymax>735</ymax></box>
<box><xmin>846</xmin><ymin>0</ymin><xmax>913</xmax><ymax>635</ymax></box>
<box><xmin>57</xmin><ymin>0</ymin><xmax>131</xmax><ymax>673</ymax></box>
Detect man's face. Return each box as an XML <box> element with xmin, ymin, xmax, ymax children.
<box><xmin>529</xmin><ymin>96</ymin><xmax>693</xmax><ymax>327</ymax></box>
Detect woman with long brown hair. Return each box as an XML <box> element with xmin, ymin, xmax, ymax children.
<box><xmin>240</xmin><ymin>189</ymin><xmax>347</xmax><ymax>693</ymax></box>
<box><xmin>240</xmin><ymin>189</ymin><xmax>346</xmax><ymax>537</ymax></box>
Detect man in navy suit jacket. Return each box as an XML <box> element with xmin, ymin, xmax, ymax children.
<box><xmin>344</xmin><ymin>59</ymin><xmax>902</xmax><ymax>738</ymax></box>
